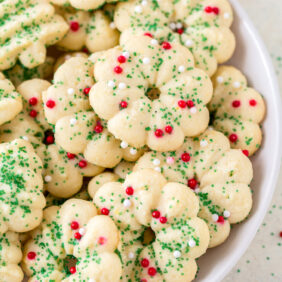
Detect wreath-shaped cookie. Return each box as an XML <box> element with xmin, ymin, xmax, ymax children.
<box><xmin>0</xmin><ymin>73</ymin><xmax>22</xmax><ymax>126</ymax></box>
<box><xmin>114</xmin><ymin>0</ymin><xmax>235</xmax><ymax>76</ymax></box>
<box><xmin>90</xmin><ymin>34</ymin><xmax>213</xmax><ymax>152</ymax></box>
<box><xmin>43</xmin><ymin>57</ymin><xmax>144</xmax><ymax>168</ymax></box>
<box><xmin>0</xmin><ymin>79</ymin><xmax>104</xmax><ymax>198</ymax></box>
<box><xmin>210</xmin><ymin>66</ymin><xmax>266</xmax><ymax>156</ymax></box>
<box><xmin>22</xmin><ymin>199</ymin><xmax>122</xmax><ymax>281</ymax></box>
<box><xmin>0</xmin><ymin>231</ymin><xmax>23</xmax><ymax>282</ymax></box>
<box><xmin>0</xmin><ymin>0</ymin><xmax>68</xmax><ymax>70</ymax></box>
<box><xmin>57</xmin><ymin>8</ymin><xmax>119</xmax><ymax>53</ymax></box>
<box><xmin>94</xmin><ymin>169</ymin><xmax>210</xmax><ymax>281</ymax></box>
<box><xmin>134</xmin><ymin>129</ymin><xmax>253</xmax><ymax>247</ymax></box>
<box><xmin>0</xmin><ymin>139</ymin><xmax>45</xmax><ymax>233</ymax></box>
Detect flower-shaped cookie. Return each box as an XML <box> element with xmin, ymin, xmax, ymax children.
<box><xmin>90</xmin><ymin>34</ymin><xmax>212</xmax><ymax>152</ymax></box>
<box><xmin>0</xmin><ymin>139</ymin><xmax>45</xmax><ymax>233</ymax></box>
<box><xmin>0</xmin><ymin>79</ymin><xmax>104</xmax><ymax>198</ymax></box>
<box><xmin>210</xmin><ymin>66</ymin><xmax>266</xmax><ymax>156</ymax></box>
<box><xmin>0</xmin><ymin>73</ymin><xmax>22</xmax><ymax>126</ymax></box>
<box><xmin>0</xmin><ymin>0</ymin><xmax>68</xmax><ymax>70</ymax></box>
<box><xmin>94</xmin><ymin>169</ymin><xmax>210</xmax><ymax>281</ymax></box>
<box><xmin>22</xmin><ymin>199</ymin><xmax>122</xmax><ymax>281</ymax></box>
<box><xmin>134</xmin><ymin>129</ymin><xmax>253</xmax><ymax>247</ymax></box>
<box><xmin>114</xmin><ymin>0</ymin><xmax>235</xmax><ymax>76</ymax></box>
<box><xmin>0</xmin><ymin>231</ymin><xmax>24</xmax><ymax>282</ymax></box>
<box><xmin>43</xmin><ymin>57</ymin><xmax>144</xmax><ymax>168</ymax></box>
<box><xmin>56</xmin><ymin>7</ymin><xmax>119</xmax><ymax>53</ymax></box>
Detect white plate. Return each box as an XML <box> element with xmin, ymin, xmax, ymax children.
<box><xmin>196</xmin><ymin>0</ymin><xmax>282</xmax><ymax>281</ymax></box>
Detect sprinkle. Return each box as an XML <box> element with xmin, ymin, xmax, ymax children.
<box><xmin>178</xmin><ymin>65</ymin><xmax>185</xmax><ymax>72</ymax></box>
<box><xmin>165</xmin><ymin>125</ymin><xmax>173</xmax><ymax>134</ymax></box>
<box><xmin>190</xmin><ymin>107</ymin><xmax>197</xmax><ymax>114</ymax></box>
<box><xmin>128</xmin><ymin>252</ymin><xmax>135</xmax><ymax>259</ymax></box>
<box><xmin>154</xmin><ymin>167</ymin><xmax>161</xmax><ymax>172</ymax></box>
<box><xmin>217</xmin><ymin>76</ymin><xmax>224</xmax><ymax>83</ymax></box>
<box><xmin>69</xmin><ymin>266</ymin><xmax>76</xmax><ymax>274</ymax></box>
<box><xmin>141</xmin><ymin>258</ymin><xmax>149</xmax><ymax>268</ymax></box>
<box><xmin>185</xmin><ymin>39</ymin><xmax>194</xmax><ymax>47</ymax></box>
<box><xmin>134</xmin><ymin>5</ymin><xmax>142</xmax><ymax>13</ymax></box>
<box><xmin>130</xmin><ymin>148</ymin><xmax>137</xmax><ymax>155</ymax></box>
<box><xmin>186</xmin><ymin>100</ymin><xmax>194</xmax><ymax>108</ymax></box>
<box><xmin>224</xmin><ymin>12</ymin><xmax>230</xmax><ymax>19</ymax></box>
<box><xmin>67</xmin><ymin>88</ymin><xmax>75</xmax><ymax>95</ymax></box>
<box><xmin>233</xmin><ymin>81</ymin><xmax>241</xmax><ymax>88</ymax></box>
<box><xmin>44</xmin><ymin>175</ymin><xmax>52</xmax><ymax>182</ymax></box>
<box><xmin>217</xmin><ymin>216</ymin><xmax>225</xmax><ymax>223</ymax></box>
<box><xmin>242</xmin><ymin>150</ymin><xmax>249</xmax><ymax>157</ymax></box>
<box><xmin>188</xmin><ymin>239</ymin><xmax>196</xmax><ymax>247</ymax></box>
<box><xmin>143</xmin><ymin>57</ymin><xmax>150</xmax><ymax>64</ymax></box>
<box><xmin>46</xmin><ymin>135</ymin><xmax>54</xmax><ymax>145</ymax></box>
<box><xmin>29</xmin><ymin>110</ymin><xmax>37</xmax><ymax>118</ymax></box>
<box><xmin>169</xmin><ymin>22</ymin><xmax>176</xmax><ymax>29</ymax></box>
<box><xmin>224</xmin><ymin>210</ymin><xmax>231</xmax><ymax>218</ymax></box>
<box><xmin>120</xmin><ymin>141</ymin><xmax>128</xmax><ymax>148</ymax></box>
<box><xmin>94</xmin><ymin>124</ymin><xmax>103</xmax><ymax>133</ymax></box>
<box><xmin>114</xmin><ymin>66</ymin><xmax>123</xmax><ymax>74</ymax></box>
<box><xmin>109</xmin><ymin>22</ymin><xmax>115</xmax><ymax>29</ymax></box>
<box><xmin>118</xmin><ymin>82</ymin><xmax>126</xmax><ymax>89</ymax></box>
<box><xmin>79</xmin><ymin>228</ymin><xmax>85</xmax><ymax>235</ymax></box>
<box><xmin>181</xmin><ymin>153</ymin><xmax>190</xmax><ymax>162</ymax></box>
<box><xmin>27</xmin><ymin>252</ymin><xmax>36</xmax><ymax>260</ymax></box>
<box><xmin>232</xmin><ymin>100</ymin><xmax>241</xmax><ymax>108</ymax></box>
<box><xmin>89</xmin><ymin>279</ymin><xmax>95</xmax><ymax>282</ymax></box>
<box><xmin>162</xmin><ymin>42</ymin><xmax>172</xmax><ymax>50</ymax></box>
<box><xmin>166</xmin><ymin>157</ymin><xmax>175</xmax><ymax>164</ymax></box>
<box><xmin>144</xmin><ymin>32</ymin><xmax>153</xmax><ymax>38</ymax></box>
<box><xmin>152</xmin><ymin>210</ymin><xmax>160</xmax><ymax>218</ymax></box>
<box><xmin>29</xmin><ymin>97</ymin><xmax>38</xmax><ymax>106</ymax></box>
<box><xmin>74</xmin><ymin>232</ymin><xmax>81</xmax><ymax>240</ymax></box>
<box><xmin>141</xmin><ymin>0</ymin><xmax>147</xmax><ymax>6</ymax></box>
<box><xmin>194</xmin><ymin>188</ymin><xmax>200</xmax><ymax>193</ymax></box>
<box><xmin>176</xmin><ymin>22</ymin><xmax>183</xmax><ymax>29</ymax></box>
<box><xmin>101</xmin><ymin>208</ymin><xmax>109</xmax><ymax>215</ymax></box>
<box><xmin>122</xmin><ymin>51</ymin><xmax>130</xmax><ymax>59</ymax></box>
<box><xmin>159</xmin><ymin>216</ymin><xmax>167</xmax><ymax>224</ymax></box>
<box><xmin>117</xmin><ymin>55</ymin><xmax>126</xmax><ymax>63</ymax></box>
<box><xmin>153</xmin><ymin>159</ymin><xmax>160</xmax><ymax>166</ymax></box>
<box><xmin>155</xmin><ymin>129</ymin><xmax>164</xmax><ymax>138</ymax></box>
<box><xmin>67</xmin><ymin>152</ymin><xmax>76</xmax><ymax>159</ymax></box>
<box><xmin>188</xmin><ymin>178</ymin><xmax>197</xmax><ymax>189</ymax></box>
<box><xmin>126</xmin><ymin>186</ymin><xmax>134</xmax><ymax>195</ymax></box>
<box><xmin>249</xmin><ymin>99</ymin><xmax>257</xmax><ymax>106</ymax></box>
<box><xmin>70</xmin><ymin>118</ymin><xmax>77</xmax><ymax>125</ymax></box>
<box><xmin>148</xmin><ymin>267</ymin><xmax>157</xmax><ymax>276</ymax></box>
<box><xmin>151</xmin><ymin>39</ymin><xmax>158</xmax><ymax>45</ymax></box>
<box><xmin>22</xmin><ymin>136</ymin><xmax>29</xmax><ymax>141</ymax></box>
<box><xmin>123</xmin><ymin>199</ymin><xmax>131</xmax><ymax>208</ymax></box>
<box><xmin>200</xmin><ymin>139</ymin><xmax>208</xmax><ymax>147</ymax></box>
<box><xmin>71</xmin><ymin>221</ymin><xmax>79</xmax><ymax>230</ymax></box>
<box><xmin>78</xmin><ymin>160</ymin><xmax>87</xmax><ymax>168</ymax></box>
<box><xmin>70</xmin><ymin>21</ymin><xmax>79</xmax><ymax>32</ymax></box>
<box><xmin>229</xmin><ymin>133</ymin><xmax>238</xmax><ymax>143</ymax></box>
<box><xmin>212</xmin><ymin>214</ymin><xmax>219</xmax><ymax>222</ymax></box>
<box><xmin>173</xmin><ymin>250</ymin><xmax>181</xmax><ymax>258</ymax></box>
<box><xmin>108</xmin><ymin>80</ymin><xmax>115</xmax><ymax>88</ymax></box>
<box><xmin>83</xmin><ymin>87</ymin><xmax>91</xmax><ymax>95</ymax></box>
<box><xmin>178</xmin><ymin>100</ymin><xmax>187</xmax><ymax>108</ymax></box>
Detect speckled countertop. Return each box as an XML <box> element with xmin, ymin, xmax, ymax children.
<box><xmin>224</xmin><ymin>0</ymin><xmax>282</xmax><ymax>281</ymax></box>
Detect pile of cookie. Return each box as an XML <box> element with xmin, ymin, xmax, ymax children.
<box><xmin>0</xmin><ymin>0</ymin><xmax>266</xmax><ymax>281</ymax></box>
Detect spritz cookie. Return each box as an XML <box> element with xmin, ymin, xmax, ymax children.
<box><xmin>94</xmin><ymin>169</ymin><xmax>210</xmax><ymax>281</ymax></box>
<box><xmin>0</xmin><ymin>79</ymin><xmax>104</xmax><ymax>198</ymax></box>
<box><xmin>90</xmin><ymin>34</ymin><xmax>213</xmax><ymax>151</ymax></box>
<box><xmin>0</xmin><ymin>139</ymin><xmax>45</xmax><ymax>233</ymax></box>
<box><xmin>134</xmin><ymin>129</ymin><xmax>253</xmax><ymax>247</ymax></box>
<box><xmin>114</xmin><ymin>0</ymin><xmax>235</xmax><ymax>76</ymax></box>
<box><xmin>22</xmin><ymin>199</ymin><xmax>122</xmax><ymax>281</ymax></box>
<box><xmin>210</xmin><ymin>66</ymin><xmax>266</xmax><ymax>156</ymax></box>
<box><xmin>0</xmin><ymin>0</ymin><xmax>68</xmax><ymax>70</ymax></box>
<box><xmin>0</xmin><ymin>231</ymin><xmax>24</xmax><ymax>282</ymax></box>
<box><xmin>57</xmin><ymin>8</ymin><xmax>119</xmax><ymax>53</ymax></box>
<box><xmin>43</xmin><ymin>57</ymin><xmax>144</xmax><ymax>168</ymax></box>
<box><xmin>0</xmin><ymin>73</ymin><xmax>22</xmax><ymax>126</ymax></box>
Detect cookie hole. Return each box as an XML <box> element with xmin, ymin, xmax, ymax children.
<box><xmin>145</xmin><ymin>87</ymin><xmax>161</xmax><ymax>101</ymax></box>
<box><xmin>141</xmin><ymin>227</ymin><xmax>155</xmax><ymax>246</ymax></box>
<box><xmin>64</xmin><ymin>254</ymin><xmax>77</xmax><ymax>274</ymax></box>
<box><xmin>43</xmin><ymin>130</ymin><xmax>55</xmax><ymax>145</ymax></box>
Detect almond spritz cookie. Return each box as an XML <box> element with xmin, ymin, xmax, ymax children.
<box><xmin>94</xmin><ymin>169</ymin><xmax>210</xmax><ymax>281</ymax></box>
<box><xmin>0</xmin><ymin>79</ymin><xmax>104</xmax><ymax>198</ymax></box>
<box><xmin>22</xmin><ymin>199</ymin><xmax>122</xmax><ymax>281</ymax></box>
<box><xmin>210</xmin><ymin>66</ymin><xmax>266</xmax><ymax>156</ymax></box>
<box><xmin>0</xmin><ymin>73</ymin><xmax>22</xmax><ymax>126</ymax></box>
<box><xmin>56</xmin><ymin>8</ymin><xmax>119</xmax><ymax>53</ymax></box>
<box><xmin>114</xmin><ymin>0</ymin><xmax>235</xmax><ymax>76</ymax></box>
<box><xmin>0</xmin><ymin>139</ymin><xmax>45</xmax><ymax>233</ymax></box>
<box><xmin>134</xmin><ymin>129</ymin><xmax>253</xmax><ymax>247</ymax></box>
<box><xmin>0</xmin><ymin>0</ymin><xmax>68</xmax><ymax>70</ymax></box>
<box><xmin>0</xmin><ymin>231</ymin><xmax>24</xmax><ymax>282</ymax></box>
<box><xmin>43</xmin><ymin>57</ymin><xmax>144</xmax><ymax>168</ymax></box>
<box><xmin>90</xmin><ymin>34</ymin><xmax>213</xmax><ymax>152</ymax></box>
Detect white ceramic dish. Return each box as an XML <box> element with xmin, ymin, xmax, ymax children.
<box><xmin>196</xmin><ymin>0</ymin><xmax>282</xmax><ymax>281</ymax></box>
